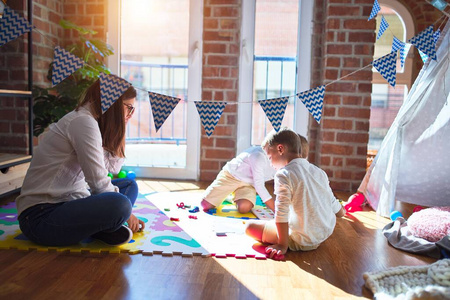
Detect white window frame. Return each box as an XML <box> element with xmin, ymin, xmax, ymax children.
<box><xmin>237</xmin><ymin>0</ymin><xmax>314</xmax><ymax>153</ymax></box>
<box><xmin>106</xmin><ymin>0</ymin><xmax>203</xmax><ymax>180</ymax></box>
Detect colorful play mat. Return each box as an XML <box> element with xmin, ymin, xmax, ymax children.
<box><xmin>0</xmin><ymin>191</ymin><xmax>274</xmax><ymax>259</ymax></box>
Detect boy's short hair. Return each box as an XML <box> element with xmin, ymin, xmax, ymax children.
<box><xmin>261</xmin><ymin>127</ymin><xmax>300</xmax><ymax>154</ymax></box>
<box><xmin>298</xmin><ymin>134</ymin><xmax>309</xmax><ymax>158</ymax></box>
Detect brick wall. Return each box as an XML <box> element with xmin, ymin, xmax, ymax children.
<box><xmin>200</xmin><ymin>0</ymin><xmax>241</xmax><ymax>181</ymax></box>
<box><xmin>309</xmin><ymin>0</ymin><xmax>376</xmax><ymax>192</ymax></box>
<box><xmin>0</xmin><ymin>0</ymin><xmax>30</xmax><ymax>154</ymax></box>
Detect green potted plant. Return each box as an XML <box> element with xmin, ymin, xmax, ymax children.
<box><xmin>32</xmin><ymin>19</ymin><xmax>114</xmax><ymax>137</ymax></box>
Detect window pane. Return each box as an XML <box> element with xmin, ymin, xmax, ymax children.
<box><xmin>369</xmin><ymin>84</ymin><xmax>407</xmax><ymax>151</ymax></box>
<box><xmin>252</xmin><ymin>0</ymin><xmax>299</xmax><ymax>145</ymax></box>
<box><xmin>120</xmin><ymin>0</ymin><xmax>189</xmax><ymax>167</ymax></box>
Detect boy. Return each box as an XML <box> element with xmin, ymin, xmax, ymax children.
<box><xmin>201</xmin><ymin>146</ymin><xmax>276</xmax><ymax>213</ymax></box>
<box><xmin>246</xmin><ymin>128</ymin><xmax>345</xmax><ymax>258</ymax></box>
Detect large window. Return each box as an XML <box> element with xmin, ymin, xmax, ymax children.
<box><xmin>370</xmin><ymin>2</ymin><xmax>414</xmax><ymax>152</ymax></box>
<box><xmin>237</xmin><ymin>0</ymin><xmax>313</xmax><ymax>152</ymax></box>
<box><xmin>107</xmin><ymin>0</ymin><xmax>202</xmax><ymax>179</ymax></box>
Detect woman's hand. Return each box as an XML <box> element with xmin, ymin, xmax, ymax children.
<box><xmin>127</xmin><ymin>213</ymin><xmax>145</xmax><ymax>233</ymax></box>
<box><xmin>265</xmin><ymin>243</ymin><xmax>288</xmax><ymax>259</ymax></box>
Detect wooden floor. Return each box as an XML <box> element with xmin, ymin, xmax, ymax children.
<box><xmin>0</xmin><ymin>180</ymin><xmax>436</xmax><ymax>300</ymax></box>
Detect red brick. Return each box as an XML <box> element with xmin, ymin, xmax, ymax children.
<box><xmin>322</xmin><ymin>119</ymin><xmax>353</xmax><ymax>130</ymax></box>
<box><xmin>86</xmin><ymin>4</ymin><xmax>104</xmax><ymax>14</ymax></box>
<box><xmin>205</xmin><ymin>148</ymin><xmax>235</xmax><ymax>160</ymax></box>
<box><xmin>203</xmin><ymin>78</ymin><xmax>234</xmax><ymax>89</ymax></box>
<box><xmin>343</xmin><ymin>19</ymin><xmax>375</xmax><ymax>30</ymax></box>
<box><xmin>336</xmin><ymin>132</ymin><xmax>369</xmax><ymax>143</ymax></box>
<box><xmin>338</xmin><ymin>107</ymin><xmax>370</xmax><ymax>119</ymax></box>
<box><xmin>326</xmin><ymin>44</ymin><xmax>353</xmax><ymax>55</ymax></box>
<box><xmin>215</xmin><ymin>138</ymin><xmax>235</xmax><ymax>148</ymax></box>
<box><xmin>320</xmin><ymin>156</ymin><xmax>331</xmax><ymax>165</ymax></box>
<box><xmin>212</xmin><ymin>7</ymin><xmax>239</xmax><ymax>18</ymax></box>
<box><xmin>204</xmin><ymin>19</ymin><xmax>219</xmax><ymax>30</ymax></box>
<box><xmin>346</xmin><ymin>158</ymin><xmax>367</xmax><ymax>168</ymax></box>
<box><xmin>325</xmin><ymin>82</ymin><xmax>356</xmax><ymax>93</ymax></box>
<box><xmin>321</xmin><ymin>143</ymin><xmax>354</xmax><ymax>155</ymax></box>
<box><xmin>204</xmin><ymin>31</ymin><xmax>234</xmax><ymax>42</ymax></box>
<box><xmin>348</xmin><ymin>32</ymin><xmax>375</xmax><ymax>43</ymax></box>
<box><xmin>328</xmin><ymin>6</ymin><xmax>361</xmax><ymax>16</ymax></box>
<box><xmin>200</xmin><ymin>160</ymin><xmax>220</xmax><ymax>170</ymax></box>
<box><xmin>332</xmin><ymin>157</ymin><xmax>343</xmax><ymax>167</ymax></box>
<box><xmin>207</xmin><ymin>55</ymin><xmax>238</xmax><ymax>66</ymax></box>
<box><xmin>220</xmin><ymin>19</ymin><xmax>239</xmax><ymax>30</ymax></box>
<box><xmin>203</xmin><ymin>43</ymin><xmax>227</xmax><ymax>53</ymax></box>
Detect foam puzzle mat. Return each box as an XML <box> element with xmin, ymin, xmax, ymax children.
<box><xmin>0</xmin><ymin>191</ymin><xmax>272</xmax><ymax>259</ymax></box>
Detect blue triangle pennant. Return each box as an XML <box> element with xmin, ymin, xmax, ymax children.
<box><xmin>368</xmin><ymin>0</ymin><xmax>381</xmax><ymax>21</ymax></box>
<box><xmin>149</xmin><ymin>91</ymin><xmax>181</xmax><ymax>132</ymax></box>
<box><xmin>418</xmin><ymin>29</ymin><xmax>441</xmax><ymax>63</ymax></box>
<box><xmin>195</xmin><ymin>101</ymin><xmax>227</xmax><ymax>137</ymax></box>
<box><xmin>51</xmin><ymin>46</ymin><xmax>85</xmax><ymax>86</ymax></box>
<box><xmin>408</xmin><ymin>26</ymin><xmax>437</xmax><ymax>61</ymax></box>
<box><xmin>372</xmin><ymin>52</ymin><xmax>397</xmax><ymax>87</ymax></box>
<box><xmin>297</xmin><ymin>85</ymin><xmax>325</xmax><ymax>124</ymax></box>
<box><xmin>0</xmin><ymin>6</ymin><xmax>33</xmax><ymax>47</ymax></box>
<box><xmin>377</xmin><ymin>16</ymin><xmax>389</xmax><ymax>40</ymax></box>
<box><xmin>400</xmin><ymin>43</ymin><xmax>411</xmax><ymax>68</ymax></box>
<box><xmin>258</xmin><ymin>96</ymin><xmax>289</xmax><ymax>132</ymax></box>
<box><xmin>391</xmin><ymin>36</ymin><xmax>405</xmax><ymax>53</ymax></box>
<box><xmin>99</xmin><ymin>73</ymin><xmax>131</xmax><ymax>114</ymax></box>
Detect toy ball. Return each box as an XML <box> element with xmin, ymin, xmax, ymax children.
<box><xmin>107</xmin><ymin>173</ymin><xmax>113</xmax><ymax>179</ymax></box>
<box><xmin>127</xmin><ymin>170</ymin><xmax>136</xmax><ymax>179</ymax></box>
<box><xmin>117</xmin><ymin>170</ymin><xmax>127</xmax><ymax>179</ymax></box>
<box><xmin>390</xmin><ymin>210</ymin><xmax>403</xmax><ymax>221</ymax></box>
<box><xmin>413</xmin><ymin>205</ymin><xmax>424</xmax><ymax>213</ymax></box>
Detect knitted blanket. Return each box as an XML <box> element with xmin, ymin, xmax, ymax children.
<box><xmin>363</xmin><ymin>259</ymin><xmax>450</xmax><ymax>299</ymax></box>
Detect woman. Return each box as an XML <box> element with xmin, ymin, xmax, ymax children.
<box><xmin>16</xmin><ymin>79</ymin><xmax>144</xmax><ymax>246</ymax></box>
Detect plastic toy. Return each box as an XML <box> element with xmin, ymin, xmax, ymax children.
<box><xmin>189</xmin><ymin>206</ymin><xmax>199</xmax><ymax>213</ymax></box>
<box><xmin>344</xmin><ymin>193</ymin><xmax>365</xmax><ymax>213</ymax></box>
<box><xmin>127</xmin><ymin>170</ymin><xmax>136</xmax><ymax>179</ymax></box>
<box><xmin>164</xmin><ymin>208</ymin><xmax>170</xmax><ymax>211</ymax></box>
<box><xmin>188</xmin><ymin>215</ymin><xmax>197</xmax><ymax>219</ymax></box>
<box><xmin>117</xmin><ymin>170</ymin><xmax>127</xmax><ymax>178</ymax></box>
<box><xmin>170</xmin><ymin>217</ymin><xmax>179</xmax><ymax>222</ymax></box>
<box><xmin>107</xmin><ymin>173</ymin><xmax>113</xmax><ymax>179</ymax></box>
<box><xmin>176</xmin><ymin>202</ymin><xmax>185</xmax><ymax>209</ymax></box>
<box><xmin>390</xmin><ymin>210</ymin><xmax>403</xmax><ymax>221</ymax></box>
<box><xmin>413</xmin><ymin>205</ymin><xmax>424</xmax><ymax>213</ymax></box>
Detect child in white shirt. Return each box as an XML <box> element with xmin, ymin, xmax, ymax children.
<box><xmin>246</xmin><ymin>128</ymin><xmax>345</xmax><ymax>258</ymax></box>
<box><xmin>201</xmin><ymin>146</ymin><xmax>277</xmax><ymax>213</ymax></box>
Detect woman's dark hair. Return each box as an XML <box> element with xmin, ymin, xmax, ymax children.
<box><xmin>76</xmin><ymin>79</ymin><xmax>137</xmax><ymax>158</ymax></box>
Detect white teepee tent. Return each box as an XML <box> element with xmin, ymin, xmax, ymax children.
<box><xmin>359</xmin><ymin>21</ymin><xmax>450</xmax><ymax>217</ymax></box>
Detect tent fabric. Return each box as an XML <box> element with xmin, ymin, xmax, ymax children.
<box><xmin>359</xmin><ymin>21</ymin><xmax>450</xmax><ymax>217</ymax></box>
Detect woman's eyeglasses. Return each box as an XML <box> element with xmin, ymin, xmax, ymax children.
<box><xmin>123</xmin><ymin>103</ymin><xmax>135</xmax><ymax>117</ymax></box>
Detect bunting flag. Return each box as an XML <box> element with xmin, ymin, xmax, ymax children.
<box><xmin>391</xmin><ymin>36</ymin><xmax>408</xmax><ymax>68</ymax></box>
<box><xmin>408</xmin><ymin>26</ymin><xmax>437</xmax><ymax>61</ymax></box>
<box><xmin>258</xmin><ymin>96</ymin><xmax>289</xmax><ymax>132</ymax></box>
<box><xmin>297</xmin><ymin>85</ymin><xmax>325</xmax><ymax>124</ymax></box>
<box><xmin>148</xmin><ymin>91</ymin><xmax>181</xmax><ymax>132</ymax></box>
<box><xmin>51</xmin><ymin>46</ymin><xmax>85</xmax><ymax>87</ymax></box>
<box><xmin>400</xmin><ymin>43</ymin><xmax>412</xmax><ymax>68</ymax></box>
<box><xmin>368</xmin><ymin>0</ymin><xmax>381</xmax><ymax>21</ymax></box>
<box><xmin>0</xmin><ymin>6</ymin><xmax>33</xmax><ymax>47</ymax></box>
<box><xmin>419</xmin><ymin>29</ymin><xmax>441</xmax><ymax>63</ymax></box>
<box><xmin>391</xmin><ymin>36</ymin><xmax>405</xmax><ymax>53</ymax></box>
<box><xmin>195</xmin><ymin>101</ymin><xmax>227</xmax><ymax>137</ymax></box>
<box><xmin>372</xmin><ymin>52</ymin><xmax>397</xmax><ymax>87</ymax></box>
<box><xmin>99</xmin><ymin>73</ymin><xmax>131</xmax><ymax>114</ymax></box>
<box><xmin>377</xmin><ymin>16</ymin><xmax>389</xmax><ymax>40</ymax></box>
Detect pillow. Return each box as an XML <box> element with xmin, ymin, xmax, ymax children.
<box><xmin>408</xmin><ymin>207</ymin><xmax>450</xmax><ymax>242</ymax></box>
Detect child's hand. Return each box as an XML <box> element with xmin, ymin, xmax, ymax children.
<box><xmin>127</xmin><ymin>213</ymin><xmax>145</xmax><ymax>233</ymax></box>
<box><xmin>265</xmin><ymin>244</ymin><xmax>288</xmax><ymax>259</ymax></box>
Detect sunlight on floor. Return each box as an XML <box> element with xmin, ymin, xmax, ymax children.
<box><xmin>347</xmin><ymin>211</ymin><xmax>391</xmax><ymax>230</ymax></box>
<box><xmin>213</xmin><ymin>258</ymin><xmax>364</xmax><ymax>299</ymax></box>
